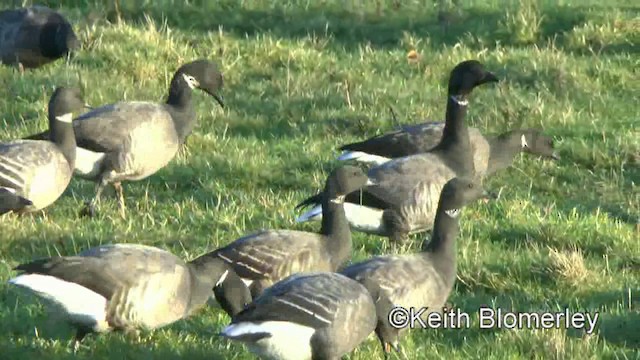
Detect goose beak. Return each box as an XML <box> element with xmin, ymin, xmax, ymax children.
<box><xmin>483</xmin><ymin>71</ymin><xmax>499</xmax><ymax>84</ymax></box>
<box><xmin>206</xmin><ymin>90</ymin><xmax>224</xmax><ymax>108</ymax></box>
<box><xmin>482</xmin><ymin>190</ymin><xmax>497</xmax><ymax>200</ymax></box>
<box><xmin>551</xmin><ymin>152</ymin><xmax>561</xmax><ymax>160</ymax></box>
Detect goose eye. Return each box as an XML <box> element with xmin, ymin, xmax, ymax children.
<box><xmin>468</xmin><ymin>183</ymin><xmax>474</xmax><ymax>188</ymax></box>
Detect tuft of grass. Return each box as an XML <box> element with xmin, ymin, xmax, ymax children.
<box><xmin>546</xmin><ymin>246</ymin><xmax>592</xmax><ymax>287</ymax></box>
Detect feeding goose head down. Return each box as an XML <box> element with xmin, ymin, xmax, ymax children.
<box><xmin>173</xmin><ymin>59</ymin><xmax>225</xmax><ymax>108</ymax></box>
<box><xmin>519</xmin><ymin>129</ymin><xmax>560</xmax><ymax>160</ymax></box>
<box><xmin>42</xmin><ymin>17</ymin><xmax>80</xmax><ymax>60</ymax></box>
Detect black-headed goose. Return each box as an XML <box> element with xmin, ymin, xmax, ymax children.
<box><xmin>209</xmin><ymin>165</ymin><xmax>375</xmax><ymax>315</ymax></box>
<box><xmin>0</xmin><ymin>87</ymin><xmax>88</xmax><ymax>214</ymax></box>
<box><xmin>0</xmin><ymin>6</ymin><xmax>79</xmax><ymax>70</ymax></box>
<box><xmin>295</xmin><ymin>60</ymin><xmax>498</xmax><ymax>244</ymax></box>
<box><xmin>8</xmin><ymin>243</ymin><xmax>251</xmax><ymax>347</ymax></box>
<box><xmin>24</xmin><ymin>60</ymin><xmax>225</xmax><ymax>218</ymax></box>
<box><xmin>221</xmin><ymin>272</ymin><xmax>377</xmax><ymax>360</ymax></box>
<box><xmin>340</xmin><ymin>177</ymin><xmax>490</xmax><ymax>355</ymax></box>
<box><xmin>338</xmin><ymin>122</ymin><xmax>559</xmax><ymax>173</ymax></box>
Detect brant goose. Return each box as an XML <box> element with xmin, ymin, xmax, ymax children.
<box><xmin>209</xmin><ymin>165</ymin><xmax>375</xmax><ymax>315</ymax></box>
<box><xmin>0</xmin><ymin>87</ymin><xmax>88</xmax><ymax>214</ymax></box>
<box><xmin>221</xmin><ymin>272</ymin><xmax>377</xmax><ymax>360</ymax></box>
<box><xmin>0</xmin><ymin>6</ymin><xmax>79</xmax><ymax>70</ymax></box>
<box><xmin>338</xmin><ymin>122</ymin><xmax>559</xmax><ymax>173</ymax></box>
<box><xmin>24</xmin><ymin>60</ymin><xmax>225</xmax><ymax>218</ymax></box>
<box><xmin>8</xmin><ymin>243</ymin><xmax>250</xmax><ymax>347</ymax></box>
<box><xmin>296</xmin><ymin>60</ymin><xmax>498</xmax><ymax>243</ymax></box>
<box><xmin>341</xmin><ymin>177</ymin><xmax>490</xmax><ymax>355</ymax></box>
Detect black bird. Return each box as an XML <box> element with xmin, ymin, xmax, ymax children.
<box><xmin>296</xmin><ymin>60</ymin><xmax>498</xmax><ymax>244</ymax></box>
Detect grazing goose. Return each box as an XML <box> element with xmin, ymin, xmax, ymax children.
<box><xmin>24</xmin><ymin>59</ymin><xmax>225</xmax><ymax>218</ymax></box>
<box><xmin>8</xmin><ymin>243</ymin><xmax>251</xmax><ymax>347</ymax></box>
<box><xmin>296</xmin><ymin>60</ymin><xmax>498</xmax><ymax>243</ymax></box>
<box><xmin>221</xmin><ymin>272</ymin><xmax>377</xmax><ymax>360</ymax></box>
<box><xmin>0</xmin><ymin>87</ymin><xmax>88</xmax><ymax>214</ymax></box>
<box><xmin>338</xmin><ymin>122</ymin><xmax>559</xmax><ymax>173</ymax></box>
<box><xmin>297</xmin><ymin>128</ymin><xmax>558</xmax><ymax>227</ymax></box>
<box><xmin>0</xmin><ymin>6</ymin><xmax>79</xmax><ymax>70</ymax></box>
<box><xmin>209</xmin><ymin>165</ymin><xmax>375</xmax><ymax>315</ymax></box>
<box><xmin>340</xmin><ymin>177</ymin><xmax>489</xmax><ymax>355</ymax></box>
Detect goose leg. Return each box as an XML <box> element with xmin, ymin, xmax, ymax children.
<box><xmin>80</xmin><ymin>178</ymin><xmax>108</xmax><ymax>217</ymax></box>
<box><xmin>113</xmin><ymin>182</ymin><xmax>126</xmax><ymax>218</ymax></box>
<box><xmin>72</xmin><ymin>328</ymin><xmax>90</xmax><ymax>353</ymax></box>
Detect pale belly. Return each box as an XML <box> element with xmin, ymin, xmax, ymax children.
<box><xmin>26</xmin><ymin>161</ymin><xmax>72</xmax><ymax>211</ymax></box>
<box><xmin>108</xmin><ymin>124</ymin><xmax>181</xmax><ymax>182</ymax></box>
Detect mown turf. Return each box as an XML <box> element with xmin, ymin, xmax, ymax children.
<box><xmin>0</xmin><ymin>0</ymin><xmax>638</xmax><ymax>359</ymax></box>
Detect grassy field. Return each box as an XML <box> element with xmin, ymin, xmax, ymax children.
<box><xmin>1</xmin><ymin>0</ymin><xmax>639</xmax><ymax>359</ymax></box>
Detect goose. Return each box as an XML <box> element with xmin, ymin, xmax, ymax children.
<box><xmin>295</xmin><ymin>60</ymin><xmax>498</xmax><ymax>243</ymax></box>
<box><xmin>8</xmin><ymin>243</ymin><xmax>251</xmax><ymax>348</ymax></box>
<box><xmin>340</xmin><ymin>177</ymin><xmax>489</xmax><ymax>356</ymax></box>
<box><xmin>297</xmin><ymin>127</ymin><xmax>559</xmax><ymax>222</ymax></box>
<box><xmin>209</xmin><ymin>165</ymin><xmax>375</xmax><ymax>316</ymax></box>
<box><xmin>0</xmin><ymin>6</ymin><xmax>79</xmax><ymax>70</ymax></box>
<box><xmin>221</xmin><ymin>272</ymin><xmax>378</xmax><ymax>360</ymax></box>
<box><xmin>338</xmin><ymin>122</ymin><xmax>560</xmax><ymax>173</ymax></box>
<box><xmin>0</xmin><ymin>87</ymin><xmax>88</xmax><ymax>214</ymax></box>
<box><xmin>24</xmin><ymin>59</ymin><xmax>225</xmax><ymax>218</ymax></box>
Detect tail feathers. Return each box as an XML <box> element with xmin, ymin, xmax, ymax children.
<box><xmin>22</xmin><ymin>130</ymin><xmax>50</xmax><ymax>141</ymax></box>
<box><xmin>12</xmin><ymin>257</ymin><xmax>57</xmax><ymax>273</ymax></box>
<box><xmin>8</xmin><ymin>274</ymin><xmax>107</xmax><ymax>325</ymax></box>
<box><xmin>336</xmin><ymin>151</ymin><xmax>391</xmax><ymax>166</ymax></box>
<box><xmin>294</xmin><ymin>193</ymin><xmax>322</xmax><ymax>210</ymax></box>
<box><xmin>0</xmin><ymin>188</ymin><xmax>32</xmax><ymax>214</ymax></box>
<box><xmin>337</xmin><ymin>151</ymin><xmax>367</xmax><ymax>161</ymax></box>
<box><xmin>295</xmin><ymin>205</ymin><xmax>322</xmax><ymax>223</ymax></box>
<box><xmin>338</xmin><ymin>141</ymin><xmax>365</xmax><ymax>152</ymax></box>
<box><xmin>220</xmin><ymin>323</ymin><xmax>272</xmax><ymax>342</ymax></box>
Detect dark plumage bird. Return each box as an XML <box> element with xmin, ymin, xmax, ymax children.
<box><xmin>24</xmin><ymin>59</ymin><xmax>225</xmax><ymax>218</ymax></box>
<box><xmin>209</xmin><ymin>165</ymin><xmax>375</xmax><ymax>316</ymax></box>
<box><xmin>221</xmin><ymin>272</ymin><xmax>378</xmax><ymax>360</ymax></box>
<box><xmin>337</xmin><ymin>122</ymin><xmax>560</xmax><ymax>173</ymax></box>
<box><xmin>340</xmin><ymin>177</ymin><xmax>489</xmax><ymax>356</ymax></box>
<box><xmin>295</xmin><ymin>60</ymin><xmax>498</xmax><ymax>244</ymax></box>
<box><xmin>0</xmin><ymin>87</ymin><xmax>88</xmax><ymax>214</ymax></box>
<box><xmin>0</xmin><ymin>6</ymin><xmax>79</xmax><ymax>70</ymax></box>
<box><xmin>299</xmin><ymin>127</ymin><xmax>558</xmax><ymax>229</ymax></box>
<box><xmin>8</xmin><ymin>243</ymin><xmax>250</xmax><ymax>347</ymax></box>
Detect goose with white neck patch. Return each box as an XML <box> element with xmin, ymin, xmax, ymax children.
<box><xmin>0</xmin><ymin>87</ymin><xmax>88</xmax><ymax>214</ymax></box>
<box><xmin>208</xmin><ymin>165</ymin><xmax>376</xmax><ymax>316</ymax></box>
<box><xmin>296</xmin><ymin>60</ymin><xmax>499</xmax><ymax>244</ymax></box>
<box><xmin>340</xmin><ymin>177</ymin><xmax>491</xmax><ymax>357</ymax></box>
<box><xmin>23</xmin><ymin>59</ymin><xmax>225</xmax><ymax>218</ymax></box>
<box><xmin>221</xmin><ymin>272</ymin><xmax>378</xmax><ymax>360</ymax></box>
<box><xmin>8</xmin><ymin>243</ymin><xmax>250</xmax><ymax>348</ymax></box>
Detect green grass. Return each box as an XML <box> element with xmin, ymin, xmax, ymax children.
<box><xmin>1</xmin><ymin>0</ymin><xmax>639</xmax><ymax>359</ymax></box>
